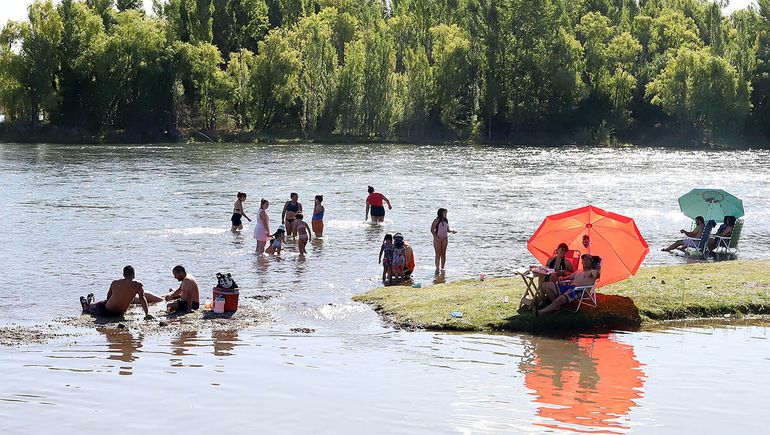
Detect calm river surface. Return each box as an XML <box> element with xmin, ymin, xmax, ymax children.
<box><xmin>1</xmin><ymin>143</ymin><xmax>769</xmax><ymax>433</ymax></box>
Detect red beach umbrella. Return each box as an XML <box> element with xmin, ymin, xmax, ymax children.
<box><xmin>527</xmin><ymin>205</ymin><xmax>649</xmax><ymax>287</ymax></box>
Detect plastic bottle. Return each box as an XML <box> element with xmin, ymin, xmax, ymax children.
<box><xmin>213</xmin><ymin>296</ymin><xmax>225</xmax><ymax>314</ymax></box>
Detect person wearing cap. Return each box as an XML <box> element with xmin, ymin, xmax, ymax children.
<box><xmin>266</xmin><ymin>224</ymin><xmax>287</xmax><ymax>255</ymax></box>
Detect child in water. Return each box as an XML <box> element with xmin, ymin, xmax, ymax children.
<box><xmin>391</xmin><ymin>233</ymin><xmax>407</xmax><ymax>282</ymax></box>
<box><xmin>265</xmin><ymin>225</ymin><xmax>287</xmax><ymax>255</ymax></box>
<box><xmin>294</xmin><ymin>213</ymin><xmax>312</xmax><ymax>256</ymax></box>
<box><xmin>379</xmin><ymin>234</ymin><xmax>394</xmax><ymax>282</ymax></box>
<box><xmin>231</xmin><ymin>192</ymin><xmax>251</xmax><ymax>231</ymax></box>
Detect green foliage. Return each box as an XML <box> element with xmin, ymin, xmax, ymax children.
<box><xmin>174</xmin><ymin>42</ymin><xmax>229</xmax><ymax>129</ymax></box>
<box><xmin>2</xmin><ymin>0</ymin><xmax>770</xmax><ymax>142</ymax></box>
<box><xmin>646</xmin><ymin>46</ymin><xmax>750</xmax><ymax>138</ymax></box>
<box><xmin>248</xmin><ymin>29</ymin><xmax>300</xmax><ymax>130</ymax></box>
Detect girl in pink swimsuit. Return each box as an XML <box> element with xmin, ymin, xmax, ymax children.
<box><xmin>294</xmin><ymin>213</ymin><xmax>312</xmax><ymax>256</ymax></box>
<box><xmin>431</xmin><ymin>208</ymin><xmax>456</xmax><ymax>273</ymax></box>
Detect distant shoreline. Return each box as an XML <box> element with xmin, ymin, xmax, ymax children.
<box><xmin>1</xmin><ymin>125</ymin><xmax>767</xmax><ymax>149</ymax></box>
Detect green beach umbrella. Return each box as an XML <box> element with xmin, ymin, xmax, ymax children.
<box><xmin>678</xmin><ymin>189</ymin><xmax>744</xmax><ymax>222</ymax></box>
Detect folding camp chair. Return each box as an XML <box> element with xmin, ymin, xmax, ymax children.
<box><xmin>714</xmin><ymin>218</ymin><xmax>743</xmax><ymax>259</ymax></box>
<box><xmin>570</xmin><ymin>283</ymin><xmax>597</xmax><ymax>312</ymax></box>
<box><xmin>684</xmin><ymin>219</ymin><xmax>716</xmax><ymax>257</ymax></box>
<box><xmin>564</xmin><ymin>249</ymin><xmax>581</xmax><ymax>272</ymax></box>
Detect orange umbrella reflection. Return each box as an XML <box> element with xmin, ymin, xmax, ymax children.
<box><xmin>522</xmin><ymin>335</ymin><xmax>645</xmax><ymax>433</ymax></box>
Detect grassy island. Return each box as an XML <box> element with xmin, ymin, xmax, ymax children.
<box><xmin>353</xmin><ymin>260</ymin><xmax>770</xmax><ymax>333</ymax></box>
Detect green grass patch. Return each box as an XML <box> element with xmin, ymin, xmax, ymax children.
<box><xmin>353</xmin><ymin>259</ymin><xmax>770</xmax><ymax>333</ymax></box>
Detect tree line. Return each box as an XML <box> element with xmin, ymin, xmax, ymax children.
<box><xmin>1</xmin><ymin>0</ymin><xmax>770</xmax><ymax>144</ymax></box>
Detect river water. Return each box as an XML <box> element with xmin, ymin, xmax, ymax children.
<box><xmin>1</xmin><ymin>143</ymin><xmax>769</xmax><ymax>433</ymax></box>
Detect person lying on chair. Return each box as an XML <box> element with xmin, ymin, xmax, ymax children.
<box><xmin>535</xmin><ymin>254</ymin><xmax>600</xmax><ymax>316</ymax></box>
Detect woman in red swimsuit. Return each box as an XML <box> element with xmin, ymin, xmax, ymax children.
<box><xmin>365</xmin><ymin>186</ymin><xmax>392</xmax><ymax>222</ymax></box>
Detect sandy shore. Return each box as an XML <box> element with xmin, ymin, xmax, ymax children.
<box><xmin>0</xmin><ymin>297</ymin><xmax>274</xmax><ymax>347</ymax></box>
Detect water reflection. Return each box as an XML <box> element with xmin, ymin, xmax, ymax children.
<box><xmin>521</xmin><ymin>334</ymin><xmax>645</xmax><ymax>433</ymax></box>
<box><xmin>212</xmin><ymin>330</ymin><xmax>240</xmax><ymax>357</ymax></box>
<box><xmin>97</xmin><ymin>327</ymin><xmax>143</xmax><ymax>375</ymax></box>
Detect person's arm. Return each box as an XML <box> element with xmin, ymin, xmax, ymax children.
<box><xmin>305</xmin><ymin>223</ymin><xmax>311</xmax><ymax>241</ymax></box>
<box><xmin>242</xmin><ymin>207</ymin><xmax>251</xmax><ymax>222</ymax></box>
<box><xmin>261</xmin><ymin>210</ymin><xmax>270</xmax><ymax>235</ymax></box>
<box><xmin>565</xmin><ymin>260</ymin><xmax>574</xmax><ymax>273</ymax></box>
<box><xmin>431</xmin><ymin>219</ymin><xmax>438</xmax><ymax>237</ymax></box>
<box><xmin>718</xmin><ymin>227</ymin><xmax>733</xmax><ymax>237</ymax></box>
<box><xmin>684</xmin><ymin>224</ymin><xmax>704</xmax><ymax>238</ymax></box>
<box><xmin>165</xmin><ymin>284</ymin><xmax>183</xmax><ymax>301</ymax></box>
<box><xmin>281</xmin><ymin>202</ymin><xmax>288</xmax><ymax>222</ymax></box>
<box><xmin>298</xmin><ymin>202</ymin><xmax>303</xmax><ymax>213</ymax></box>
<box><xmin>379</xmin><ymin>245</ymin><xmax>384</xmax><ymax>263</ymax></box>
<box><xmin>365</xmin><ymin>201</ymin><xmax>370</xmax><ymax>221</ymax></box>
<box><xmin>106</xmin><ymin>283</ymin><xmax>114</xmax><ymax>301</ymax></box>
<box><xmin>137</xmin><ymin>284</ymin><xmax>151</xmax><ymax>319</ymax></box>
<box><xmin>383</xmin><ymin>195</ymin><xmax>392</xmax><ymax>210</ymax></box>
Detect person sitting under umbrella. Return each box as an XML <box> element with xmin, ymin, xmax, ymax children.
<box><xmin>535</xmin><ymin>254</ymin><xmax>600</xmax><ymax>316</ymax></box>
<box><xmin>707</xmin><ymin>215</ymin><xmax>736</xmax><ymax>253</ymax></box>
<box><xmin>662</xmin><ymin>216</ymin><xmax>705</xmax><ymax>252</ymax></box>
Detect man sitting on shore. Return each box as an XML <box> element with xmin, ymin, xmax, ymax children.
<box><xmin>535</xmin><ymin>254</ymin><xmax>600</xmax><ymax>316</ymax></box>
<box><xmin>80</xmin><ymin>266</ymin><xmax>152</xmax><ymax>319</ymax></box>
<box><xmin>164</xmin><ymin>265</ymin><xmax>200</xmax><ymax>314</ymax></box>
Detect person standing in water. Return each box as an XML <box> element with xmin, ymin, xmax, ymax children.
<box><xmin>365</xmin><ymin>186</ymin><xmax>392</xmax><ymax>222</ymax></box>
<box><xmin>294</xmin><ymin>213</ymin><xmax>312</xmax><ymax>256</ymax></box>
<box><xmin>231</xmin><ymin>192</ymin><xmax>251</xmax><ymax>232</ymax></box>
<box><xmin>254</xmin><ymin>199</ymin><xmax>271</xmax><ymax>254</ymax></box>
<box><xmin>431</xmin><ymin>208</ymin><xmax>457</xmax><ymax>273</ymax></box>
<box><xmin>311</xmin><ymin>195</ymin><xmax>325</xmax><ymax>237</ymax></box>
<box><xmin>282</xmin><ymin>193</ymin><xmax>302</xmax><ymax>238</ymax></box>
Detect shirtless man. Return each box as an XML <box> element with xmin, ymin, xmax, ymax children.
<box><xmin>164</xmin><ymin>265</ymin><xmax>200</xmax><ymax>314</ymax></box>
<box><xmin>282</xmin><ymin>193</ymin><xmax>302</xmax><ymax>238</ymax></box>
<box><xmin>535</xmin><ymin>254</ymin><xmax>601</xmax><ymax>316</ymax></box>
<box><xmin>81</xmin><ymin>266</ymin><xmax>152</xmax><ymax>319</ymax></box>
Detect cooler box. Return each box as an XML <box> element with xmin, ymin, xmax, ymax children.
<box><xmin>212</xmin><ymin>287</ymin><xmax>239</xmax><ymax>312</ymax></box>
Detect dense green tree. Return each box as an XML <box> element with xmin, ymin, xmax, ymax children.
<box><xmin>174</xmin><ymin>42</ymin><xmax>229</xmax><ymax>129</ymax></box>
<box><xmin>97</xmin><ymin>10</ymin><xmax>175</xmax><ymax>134</ymax></box>
<box><xmin>212</xmin><ymin>0</ymin><xmax>269</xmax><ymax>54</ymax></box>
<box><xmin>248</xmin><ymin>29</ymin><xmax>301</xmax><ymax>130</ymax></box>
<box><xmin>294</xmin><ymin>14</ymin><xmax>337</xmax><ymax>135</ymax></box>
<box><xmin>117</xmin><ymin>0</ymin><xmax>144</xmax><ymax>11</ymax></box>
<box><xmin>646</xmin><ymin>46</ymin><xmax>750</xmax><ymax>137</ymax></box>
<box><xmin>225</xmin><ymin>49</ymin><xmax>255</xmax><ymax>127</ymax></box>
<box><xmin>430</xmin><ymin>24</ymin><xmax>476</xmax><ymax>138</ymax></box>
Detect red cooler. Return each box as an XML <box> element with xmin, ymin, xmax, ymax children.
<box><xmin>212</xmin><ymin>287</ymin><xmax>240</xmax><ymax>312</ymax></box>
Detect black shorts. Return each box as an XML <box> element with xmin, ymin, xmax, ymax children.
<box><xmin>176</xmin><ymin>300</ymin><xmax>200</xmax><ymax>311</ymax></box>
<box><xmin>231</xmin><ymin>213</ymin><xmax>242</xmax><ymax>226</ymax></box>
<box><xmin>371</xmin><ymin>206</ymin><xmax>385</xmax><ymax>217</ymax></box>
<box><xmin>94</xmin><ymin>301</ymin><xmax>123</xmax><ymax>317</ymax></box>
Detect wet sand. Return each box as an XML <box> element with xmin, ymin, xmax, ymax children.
<box><xmin>0</xmin><ymin>300</ymin><xmax>271</xmax><ymax>347</ymax></box>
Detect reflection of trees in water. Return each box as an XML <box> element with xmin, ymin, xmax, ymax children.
<box><xmin>520</xmin><ymin>334</ymin><xmax>645</xmax><ymax>433</ymax></box>
<box><xmin>97</xmin><ymin>327</ymin><xmax>143</xmax><ymax>375</ymax></box>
